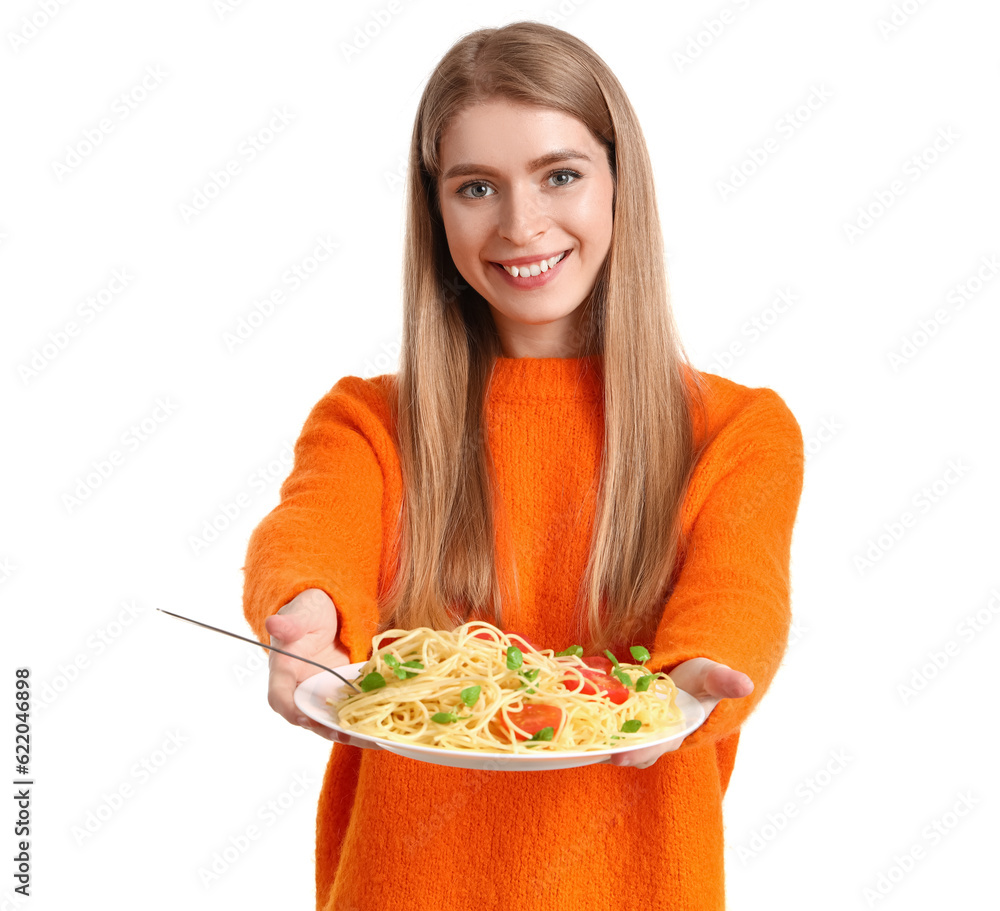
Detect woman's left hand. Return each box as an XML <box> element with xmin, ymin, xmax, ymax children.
<box><xmin>606</xmin><ymin>658</ymin><xmax>753</xmax><ymax>769</ymax></box>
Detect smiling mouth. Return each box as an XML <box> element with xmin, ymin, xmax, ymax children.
<box><xmin>491</xmin><ymin>250</ymin><xmax>570</xmax><ymax>277</ymax></box>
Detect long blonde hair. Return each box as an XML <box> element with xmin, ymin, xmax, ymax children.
<box><xmin>380</xmin><ymin>21</ymin><xmax>710</xmax><ymax>653</ymax></box>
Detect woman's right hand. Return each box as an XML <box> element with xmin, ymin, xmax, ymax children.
<box><xmin>264</xmin><ymin>587</ymin><xmax>357</xmax><ymax>742</ymax></box>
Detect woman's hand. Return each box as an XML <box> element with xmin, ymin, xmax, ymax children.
<box><xmin>264</xmin><ymin>587</ymin><xmax>361</xmax><ymax>744</ymax></box>
<box><xmin>606</xmin><ymin>657</ymin><xmax>753</xmax><ymax>769</ymax></box>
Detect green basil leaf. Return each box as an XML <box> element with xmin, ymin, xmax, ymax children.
<box><xmin>460</xmin><ymin>685</ymin><xmax>481</xmax><ymax>707</ymax></box>
<box><xmin>359</xmin><ymin>671</ymin><xmax>386</xmax><ymax>692</ymax></box>
<box><xmin>392</xmin><ymin>667</ymin><xmax>409</xmax><ymax>679</ymax></box>
<box><xmin>629</xmin><ymin>645</ymin><xmax>651</xmax><ymax>663</ymax></box>
<box><xmin>556</xmin><ymin>645</ymin><xmax>583</xmax><ymax>657</ymax></box>
<box><xmin>620</xmin><ymin>719</ymin><xmax>642</xmax><ymax>733</ymax></box>
<box><xmin>506</xmin><ymin>646</ymin><xmax>523</xmax><ymax>670</ymax></box>
<box><xmin>529</xmin><ymin>726</ymin><xmax>554</xmax><ymax>741</ymax></box>
<box><xmin>400</xmin><ymin>660</ymin><xmax>423</xmax><ymax>679</ymax></box>
<box><xmin>635</xmin><ymin>674</ymin><xmax>653</xmax><ymax>692</ymax></box>
<box><xmin>523</xmin><ymin>668</ymin><xmax>540</xmax><ymax>681</ymax></box>
<box><xmin>604</xmin><ymin>649</ymin><xmax>620</xmax><ymax>668</ymax></box>
<box><xmin>431</xmin><ymin>712</ymin><xmax>458</xmax><ymax>723</ymax></box>
<box><xmin>383</xmin><ymin>654</ymin><xmax>400</xmax><ymax>668</ymax></box>
<box><xmin>613</xmin><ymin>668</ymin><xmax>633</xmax><ymax>688</ymax></box>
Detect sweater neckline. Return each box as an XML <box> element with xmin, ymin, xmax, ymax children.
<box><xmin>487</xmin><ymin>354</ymin><xmax>603</xmax><ymax>402</ymax></box>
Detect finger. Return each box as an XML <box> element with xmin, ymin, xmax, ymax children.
<box><xmin>262</xmin><ymin>593</ymin><xmax>341</xmax><ymax>734</ymax></box>
<box><xmin>607</xmin><ymin>743</ymin><xmax>661</xmax><ymax>767</ymax></box>
<box><xmin>267</xmin><ymin>650</ymin><xmax>304</xmax><ymax>724</ymax></box>
<box><xmin>663</xmin><ymin>657</ymin><xmax>712</xmax><ymax>694</ymax></box>
<box><xmin>265</xmin><ymin>611</ymin><xmax>307</xmax><ymax>644</ymax></box>
<box><xmin>611</xmin><ymin>754</ymin><xmax>656</xmax><ymax>770</ymax></box>
<box><xmin>670</xmin><ymin>659</ymin><xmax>753</xmax><ymax>700</ymax></box>
<box><xmin>266</xmin><ymin>597</ymin><xmax>339</xmax><ymax>659</ymax></box>
<box><xmin>269</xmin><ymin>666</ymin><xmax>339</xmax><ymax>740</ymax></box>
<box><xmin>704</xmin><ymin>664</ymin><xmax>754</xmax><ymax>699</ymax></box>
<box><xmin>296</xmin><ymin>717</ymin><xmax>337</xmax><ymax>740</ymax></box>
<box><xmin>329</xmin><ymin>728</ymin><xmax>381</xmax><ymax>749</ymax></box>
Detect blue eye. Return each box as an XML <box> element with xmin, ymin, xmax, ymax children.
<box><xmin>549</xmin><ymin>170</ymin><xmax>581</xmax><ymax>187</ymax></box>
<box><xmin>455</xmin><ymin>169</ymin><xmax>582</xmax><ymax>199</ymax></box>
<box><xmin>460</xmin><ymin>182</ymin><xmax>494</xmax><ymax>199</ymax></box>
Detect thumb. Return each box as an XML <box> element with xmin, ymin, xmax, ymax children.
<box><xmin>704</xmin><ymin>662</ymin><xmax>754</xmax><ymax>699</ymax></box>
<box><xmin>669</xmin><ymin>658</ymin><xmax>753</xmax><ymax>700</ymax></box>
<box><xmin>265</xmin><ymin>610</ymin><xmax>307</xmax><ymax>644</ymax></box>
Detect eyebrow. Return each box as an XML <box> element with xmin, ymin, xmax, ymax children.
<box><xmin>440</xmin><ymin>149</ymin><xmax>593</xmax><ymax>182</ymax></box>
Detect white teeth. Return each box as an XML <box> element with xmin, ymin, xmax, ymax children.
<box><xmin>501</xmin><ymin>251</ymin><xmax>566</xmax><ymax>277</ymax></box>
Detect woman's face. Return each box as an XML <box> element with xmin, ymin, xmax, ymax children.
<box><xmin>437</xmin><ymin>98</ymin><xmax>615</xmax><ymax>358</ymax></box>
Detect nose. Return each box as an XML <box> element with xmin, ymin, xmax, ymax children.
<box><xmin>497</xmin><ymin>182</ymin><xmax>548</xmax><ymax>246</ymax></box>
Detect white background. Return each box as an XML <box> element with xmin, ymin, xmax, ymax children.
<box><xmin>3</xmin><ymin>0</ymin><xmax>998</xmax><ymax>908</ymax></box>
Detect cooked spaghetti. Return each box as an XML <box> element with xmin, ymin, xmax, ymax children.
<box><xmin>327</xmin><ymin>621</ymin><xmax>685</xmax><ymax>753</ymax></box>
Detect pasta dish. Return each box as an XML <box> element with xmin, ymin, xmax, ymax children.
<box><xmin>327</xmin><ymin>621</ymin><xmax>684</xmax><ymax>753</ymax></box>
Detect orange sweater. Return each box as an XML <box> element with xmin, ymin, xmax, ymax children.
<box><xmin>242</xmin><ymin>355</ymin><xmax>804</xmax><ymax>911</ymax></box>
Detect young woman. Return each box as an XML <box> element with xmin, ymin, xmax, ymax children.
<box><xmin>243</xmin><ymin>21</ymin><xmax>804</xmax><ymax>911</ymax></box>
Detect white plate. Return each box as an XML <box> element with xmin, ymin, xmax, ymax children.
<box><xmin>294</xmin><ymin>662</ymin><xmax>707</xmax><ymax>771</ymax></box>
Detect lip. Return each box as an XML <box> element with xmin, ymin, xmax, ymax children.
<box><xmin>491</xmin><ymin>249</ymin><xmax>571</xmax><ymax>289</ymax></box>
<box><xmin>491</xmin><ymin>249</ymin><xmax>569</xmax><ymax>267</ymax></box>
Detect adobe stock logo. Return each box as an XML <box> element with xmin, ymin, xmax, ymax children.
<box><xmin>50</xmin><ymin>65</ymin><xmax>168</xmax><ymax>182</ymax></box>
<box><xmin>843</xmin><ymin>127</ymin><xmax>960</xmax><ymax>244</ymax></box>
<box><xmin>188</xmin><ymin>440</ymin><xmax>296</xmax><ymax>556</ymax></box>
<box><xmin>886</xmin><ymin>254</ymin><xmax>999</xmax><ymax>372</ymax></box>
<box><xmin>861</xmin><ymin>791</ymin><xmax>979</xmax><ymax>906</ymax></box>
<box><xmin>876</xmin><ymin>0</ymin><xmax>934</xmax><ymax>39</ymax></box>
<box><xmin>853</xmin><ymin>459</ymin><xmax>970</xmax><ymax>574</ymax></box>
<box><xmin>18</xmin><ymin>269</ymin><xmax>134</xmax><ymax>385</ymax></box>
<box><xmin>705</xmin><ymin>288</ymin><xmax>797</xmax><ymax>372</ymax></box>
<box><xmin>896</xmin><ymin>587</ymin><xmax>1000</xmax><ymax>705</ymax></box>
<box><xmin>7</xmin><ymin>0</ymin><xmax>72</xmax><ymax>54</ymax></box>
<box><xmin>178</xmin><ymin>107</ymin><xmax>295</xmax><ymax>223</ymax></box>
<box><xmin>716</xmin><ymin>86</ymin><xmax>834</xmax><ymax>201</ymax></box>
<box><xmin>733</xmin><ymin>748</ymin><xmax>853</xmax><ymax>863</ymax></box>
<box><xmin>197</xmin><ymin>772</ymin><xmax>317</xmax><ymax>888</ymax></box>
<box><xmin>222</xmin><ymin>236</ymin><xmax>339</xmax><ymax>353</ymax></box>
<box><xmin>671</xmin><ymin>0</ymin><xmax>754</xmax><ymax>72</ymax></box>
<box><xmin>61</xmin><ymin>397</ymin><xmax>179</xmax><ymax>514</ymax></box>
<box><xmin>340</xmin><ymin>1</ymin><xmax>404</xmax><ymax>63</ymax></box>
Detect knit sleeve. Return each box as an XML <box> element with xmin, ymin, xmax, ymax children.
<box><xmin>240</xmin><ymin>378</ymin><xmax>387</xmax><ymax>664</ymax></box>
<box><xmin>647</xmin><ymin>387</ymin><xmax>804</xmax><ymax>752</ymax></box>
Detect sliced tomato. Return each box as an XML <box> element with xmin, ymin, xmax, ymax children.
<box><xmin>375</xmin><ymin>635</ymin><xmax>400</xmax><ymax>650</ymax></box>
<box><xmin>562</xmin><ymin>666</ymin><xmax>629</xmax><ymax>705</ymax></box>
<box><xmin>498</xmin><ymin>704</ymin><xmax>564</xmax><ymax>741</ymax></box>
<box><xmin>580</xmin><ymin>655</ymin><xmax>614</xmax><ymax>674</ymax></box>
